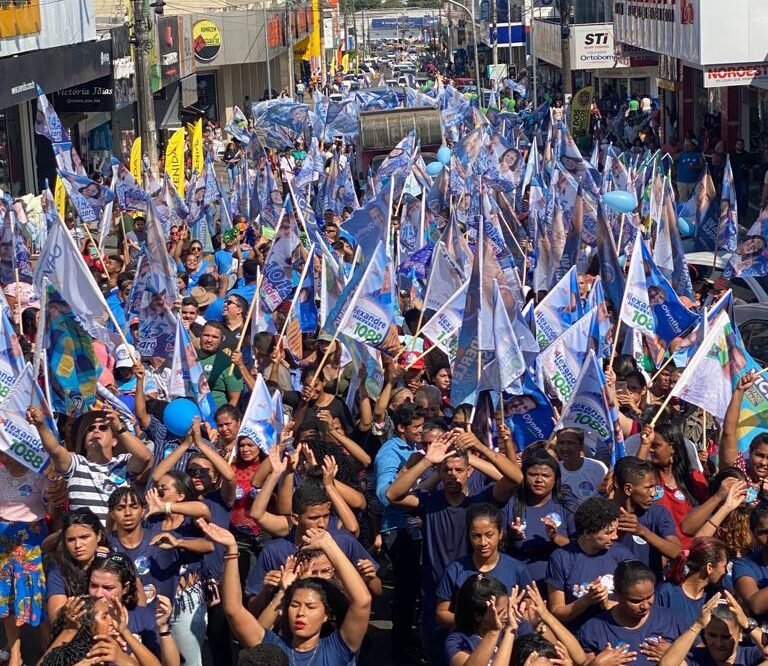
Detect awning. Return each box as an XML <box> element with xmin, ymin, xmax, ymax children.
<box><xmin>0</xmin><ymin>38</ymin><xmax>112</xmax><ymax>109</ymax></box>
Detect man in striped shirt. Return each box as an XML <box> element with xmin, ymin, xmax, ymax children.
<box><xmin>28</xmin><ymin>404</ymin><xmax>153</xmax><ymax>526</ymax></box>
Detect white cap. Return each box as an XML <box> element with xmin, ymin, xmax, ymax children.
<box><xmin>115</xmin><ymin>343</ymin><xmax>137</xmax><ymax>369</ymax></box>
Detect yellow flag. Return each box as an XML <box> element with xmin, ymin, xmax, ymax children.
<box><xmin>165</xmin><ymin>128</ymin><xmax>186</xmax><ymax>198</ymax></box>
<box><xmin>54</xmin><ymin>176</ymin><xmax>66</xmax><ymax>218</ymax></box>
<box><xmin>569</xmin><ymin>86</ymin><xmax>594</xmax><ymax>140</ymax></box>
<box><xmin>130</xmin><ymin>137</ymin><xmax>142</xmax><ymax>184</ymax></box>
<box><xmin>191</xmin><ymin>119</ymin><xmax>204</xmax><ymax>174</ymax></box>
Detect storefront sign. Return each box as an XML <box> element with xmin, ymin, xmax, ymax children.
<box><xmin>267</xmin><ymin>16</ymin><xmax>284</xmax><ymax>49</ymax></box>
<box><xmin>572</xmin><ymin>24</ymin><xmax>624</xmax><ymax>70</ymax></box>
<box><xmin>704</xmin><ymin>63</ymin><xmax>768</xmax><ymax>89</ymax></box>
<box><xmin>158</xmin><ymin>17</ymin><xmax>181</xmax><ymax>86</ymax></box>
<box><xmin>0</xmin><ymin>39</ymin><xmax>111</xmax><ymax>109</ymax></box>
<box><xmin>192</xmin><ymin>19</ymin><xmax>221</xmax><ymax>62</ymax></box>
<box><xmin>613</xmin><ymin>0</ymin><xmax>700</xmax><ymax>64</ymax></box>
<box><xmin>112</xmin><ymin>25</ymin><xmax>136</xmax><ymax>111</ymax></box>
<box><xmin>323</xmin><ymin>15</ymin><xmax>334</xmax><ymax>50</ymax></box>
<box><xmin>51</xmin><ymin>76</ymin><xmax>114</xmax><ymax>112</ymax></box>
<box><xmin>0</xmin><ymin>0</ymin><xmax>41</xmax><ymax>39</ymax></box>
<box><xmin>177</xmin><ymin>16</ymin><xmax>196</xmax><ymax>78</ymax></box>
<box><xmin>532</xmin><ymin>18</ymin><xmax>562</xmax><ymax>68</ymax></box>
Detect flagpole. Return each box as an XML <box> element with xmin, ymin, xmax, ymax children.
<box><xmin>700</xmin><ymin>408</ymin><xmax>707</xmax><ymax>458</ymax></box>
<box><xmin>276</xmin><ymin>244</ymin><xmax>316</xmax><ymax>344</ymax></box>
<box><xmin>227</xmin><ymin>268</ymin><xmax>264</xmax><ymax>376</ymax></box>
<box><xmin>616</xmin><ymin>212</ymin><xmax>625</xmax><ymax>256</ymax></box>
<box><xmin>650</xmin><ymin>353</ymin><xmax>676</xmax><ymax>382</ymax></box>
<box><xmin>81</xmin><ymin>222</ymin><xmax>110</xmax><ymax>283</ymax></box>
<box><xmin>13</xmin><ymin>267</ymin><xmax>23</xmax><ymax>337</ymax></box>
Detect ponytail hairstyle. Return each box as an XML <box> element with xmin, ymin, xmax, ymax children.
<box><xmin>666</xmin><ymin>537</ymin><xmax>728</xmax><ymax>585</ymax></box>
<box><xmin>88</xmin><ymin>551</ymin><xmax>140</xmax><ymax>610</ymax></box>
<box><xmin>614</xmin><ymin>560</ymin><xmax>656</xmax><ymax>598</ymax></box>
<box><xmin>454</xmin><ymin>574</ymin><xmax>507</xmax><ymax>636</ymax></box>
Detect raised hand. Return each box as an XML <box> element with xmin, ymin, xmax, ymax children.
<box><xmin>196</xmin><ymin>518</ymin><xmax>238</xmax><ymax>548</ymax></box>
<box><xmin>144</xmin><ymin>488</ymin><xmax>165</xmax><ymax>518</ymax></box>
<box><xmin>149</xmin><ymin>532</ymin><xmax>180</xmax><ymax>550</ymax></box>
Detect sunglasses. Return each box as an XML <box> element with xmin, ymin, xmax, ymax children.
<box><xmin>187</xmin><ymin>466</ymin><xmax>212</xmax><ymax>478</ymax></box>
<box><xmin>225</xmin><ymin>300</ymin><xmax>241</xmax><ymax>307</ymax></box>
<box><xmin>190</xmin><ymin>246</ymin><xmax>202</xmax><ymax>252</ymax></box>
<box><xmin>94</xmin><ymin>550</ymin><xmax>131</xmax><ymax>566</ymax></box>
<box><xmin>87</xmin><ymin>423</ymin><xmax>110</xmax><ymax>433</ymax></box>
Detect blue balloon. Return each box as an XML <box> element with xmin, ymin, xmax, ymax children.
<box><xmin>437</xmin><ymin>146</ymin><xmax>452</xmax><ymax>165</ymax></box>
<box><xmin>426</xmin><ymin>161</ymin><xmax>444</xmax><ymax>176</ymax></box>
<box><xmin>163</xmin><ymin>398</ymin><xmax>201</xmax><ymax>437</ymax></box>
<box><xmin>603</xmin><ymin>190</ymin><xmax>637</xmax><ymax>214</ymax></box>
<box><xmin>677</xmin><ymin>217</ymin><xmax>694</xmax><ymax>238</ymax></box>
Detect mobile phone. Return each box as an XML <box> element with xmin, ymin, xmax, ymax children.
<box><xmin>615</xmin><ymin>380</ymin><xmax>627</xmax><ymax>392</ymax></box>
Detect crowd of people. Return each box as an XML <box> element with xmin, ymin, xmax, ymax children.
<box><xmin>5</xmin><ymin>70</ymin><xmax>768</xmax><ymax>666</ymax></box>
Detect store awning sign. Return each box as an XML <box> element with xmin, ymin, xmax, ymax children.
<box><xmin>704</xmin><ymin>63</ymin><xmax>768</xmax><ymax>89</ymax></box>
<box><xmin>192</xmin><ymin>19</ymin><xmax>221</xmax><ymax>62</ymax></box>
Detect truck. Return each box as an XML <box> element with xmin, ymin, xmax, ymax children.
<box><xmin>356</xmin><ymin>106</ymin><xmax>443</xmax><ymax>186</ymax></box>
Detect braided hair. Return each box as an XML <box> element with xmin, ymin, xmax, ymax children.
<box><xmin>42</xmin><ymin>596</ymin><xmax>101</xmax><ymax>666</ymax></box>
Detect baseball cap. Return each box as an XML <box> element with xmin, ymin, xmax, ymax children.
<box><xmin>115</xmin><ymin>343</ymin><xmax>137</xmax><ymax>369</ymax></box>
<box><xmin>400</xmin><ymin>350</ymin><xmax>425</xmax><ymax>370</ymax></box>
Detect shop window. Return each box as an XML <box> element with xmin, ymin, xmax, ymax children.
<box><xmin>0</xmin><ymin>107</ymin><xmax>24</xmax><ymax>197</ymax></box>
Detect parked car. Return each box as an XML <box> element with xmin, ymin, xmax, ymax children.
<box><xmin>734</xmin><ymin>304</ymin><xmax>768</xmax><ymax>364</ymax></box>
<box><xmin>685</xmin><ymin>251</ymin><xmax>768</xmax><ymax>304</ymax></box>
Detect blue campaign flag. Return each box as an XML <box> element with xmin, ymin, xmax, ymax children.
<box><xmin>595</xmin><ymin>203</ymin><xmax>625</xmax><ymax>313</ymax></box>
<box><xmin>719</xmin><ymin>155</ymin><xmax>739</xmax><ymax>253</ymax></box>
<box><xmin>585</xmin><ymin>276</ymin><xmax>611</xmax><ymax>355</ymax></box>
<box><xmin>534</xmin><ymin>266</ymin><xmax>583</xmax><ymax>351</ymax></box>
<box><xmin>639</xmin><ymin>237</ymin><xmax>699</xmax><ymax>348</ymax></box>
<box><xmin>297</xmin><ymin>254</ymin><xmax>318</xmax><ymax>333</ymax></box>
<box><xmin>34</xmin><ymin>87</ymin><xmax>70</xmax><ymax>144</ymax></box>
<box><xmin>405</xmin><ymin>87</ymin><xmax>439</xmax><ymax>109</ymax></box>
<box><xmin>225</xmin><ymin>106</ymin><xmax>252</xmax><ymax>145</ymax></box>
<box><xmin>439</xmin><ymin>85</ymin><xmax>471</xmax><ymax>141</ymax></box>
<box><xmin>312</xmin><ymin>94</ymin><xmax>360</xmax><ymax>142</ymax></box>
<box><xmin>294</xmin><ymin>137</ymin><xmax>326</xmax><ymax>192</ymax></box>
<box><xmin>57</xmin><ymin>169</ymin><xmax>115</xmax><ymax>223</ymax></box>
<box><xmin>341</xmin><ymin>182</ymin><xmax>391</xmax><ymax>262</ymax></box>
<box><xmin>251</xmin><ymin>100</ymin><xmax>310</xmax><ymax>149</ymax></box>
<box><xmin>685</xmin><ymin>166</ymin><xmax>719</xmax><ymax>251</ymax></box>
<box><xmin>355</xmin><ymin>89</ymin><xmax>399</xmax><ymax>111</ymax></box>
<box><xmin>557</xmin><ymin>349</ymin><xmax>625</xmax><ymax>465</ymax></box>
<box><xmin>503</xmin><ymin>372</ymin><xmax>556</xmax><ymax>449</ymax></box>
<box><xmin>724</xmin><ymin>210</ymin><xmax>768</xmax><ymax>278</ymax></box>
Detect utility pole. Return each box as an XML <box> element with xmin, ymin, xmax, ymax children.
<box><xmin>131</xmin><ymin>0</ymin><xmax>160</xmax><ymax>175</ymax></box>
<box><xmin>263</xmin><ymin>3</ymin><xmax>273</xmax><ymax>99</ymax></box>
<box><xmin>559</xmin><ymin>0</ymin><xmax>572</xmax><ymax>96</ymax></box>
<box><xmin>491</xmin><ymin>0</ymin><xmax>498</xmax><ymax>65</ymax></box>
<box><xmin>286</xmin><ymin>4</ymin><xmax>295</xmax><ymax>96</ymax></box>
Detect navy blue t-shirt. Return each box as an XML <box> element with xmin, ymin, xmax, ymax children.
<box><xmin>262</xmin><ymin>628</ymin><xmax>354</xmax><ymax>665</ymax></box>
<box><xmin>113</xmin><ymin>530</ymin><xmax>180</xmax><ymax>600</ymax></box>
<box><xmin>245</xmin><ymin>528</ymin><xmax>377</xmax><ymax>596</ymax></box>
<box><xmin>128</xmin><ymin>603</ymin><xmax>160</xmax><ymax>657</ymax></box>
<box><xmin>654</xmin><ymin>582</ymin><xmax>715</xmax><ymax>631</ymax></box>
<box><xmin>618</xmin><ymin>504</ymin><xmax>678</xmax><ymax>575</ymax></box>
<box><xmin>503</xmin><ymin>496</ymin><xmax>576</xmax><ymax>586</ymax></box>
<box><xmin>436</xmin><ymin>553</ymin><xmax>533</xmax><ymax>611</ymax></box>
<box><xmin>733</xmin><ymin>549</ymin><xmax>768</xmax><ymax>623</ymax></box>
<box><xmin>203</xmin><ymin>489</ymin><xmax>232</xmax><ymax>581</ymax></box>
<box><xmin>444</xmin><ymin>622</ymin><xmax>534</xmax><ymax>662</ymax></box>
<box><xmin>413</xmin><ymin>485</ymin><xmax>502</xmax><ymax>598</ymax></box>
<box><xmin>686</xmin><ymin>644</ymin><xmax>764</xmax><ymax>666</ymax></box>
<box><xmin>45</xmin><ymin>563</ymin><xmax>67</xmax><ymax>599</ymax></box>
<box><xmin>578</xmin><ymin>606</ymin><xmax>686</xmax><ymax>665</ymax></box>
<box><xmin>546</xmin><ymin>541</ymin><xmax>636</xmax><ymax>630</ymax></box>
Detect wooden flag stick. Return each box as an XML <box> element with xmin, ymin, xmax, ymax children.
<box><xmin>227</xmin><ymin>268</ymin><xmax>263</xmax><ymax>376</ymax></box>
